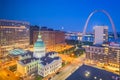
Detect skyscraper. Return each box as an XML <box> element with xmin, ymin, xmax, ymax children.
<box><xmin>93</xmin><ymin>26</ymin><xmax>108</xmax><ymax>44</ymax></box>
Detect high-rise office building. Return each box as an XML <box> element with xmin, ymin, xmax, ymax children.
<box><xmin>0</xmin><ymin>19</ymin><xmax>30</xmax><ymax>57</ymax></box>
<box><xmin>93</xmin><ymin>26</ymin><xmax>108</xmax><ymax>44</ymax></box>
<box><xmin>29</xmin><ymin>25</ymin><xmax>39</xmax><ymax>45</ymax></box>
<box><xmin>30</xmin><ymin>26</ymin><xmax>65</xmax><ymax>48</ymax></box>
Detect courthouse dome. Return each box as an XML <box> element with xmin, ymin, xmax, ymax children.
<box><xmin>34</xmin><ymin>33</ymin><xmax>45</xmax><ymax>48</ymax></box>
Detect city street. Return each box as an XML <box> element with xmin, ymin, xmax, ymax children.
<box><xmin>51</xmin><ymin>54</ymin><xmax>85</xmax><ymax>80</ymax></box>
<box><xmin>0</xmin><ymin>60</ymin><xmax>16</xmax><ymax>69</ymax></box>
<box><xmin>0</xmin><ymin>59</ymin><xmax>18</xmax><ymax>80</ymax></box>
<box><xmin>0</xmin><ymin>68</ymin><xmax>19</xmax><ymax>80</ymax></box>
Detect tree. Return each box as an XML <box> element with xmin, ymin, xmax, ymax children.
<box><xmin>35</xmin><ymin>76</ymin><xmax>43</xmax><ymax>80</ymax></box>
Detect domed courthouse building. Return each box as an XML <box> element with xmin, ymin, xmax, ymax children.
<box><xmin>17</xmin><ymin>32</ymin><xmax>62</xmax><ymax>77</ymax></box>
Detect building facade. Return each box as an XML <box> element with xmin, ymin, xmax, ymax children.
<box><xmin>93</xmin><ymin>26</ymin><xmax>108</xmax><ymax>44</ymax></box>
<box><xmin>17</xmin><ymin>32</ymin><xmax>62</xmax><ymax>77</ymax></box>
<box><xmin>30</xmin><ymin>26</ymin><xmax>65</xmax><ymax>48</ymax></box>
<box><xmin>29</xmin><ymin>26</ymin><xmax>39</xmax><ymax>45</ymax></box>
<box><xmin>85</xmin><ymin>42</ymin><xmax>120</xmax><ymax>68</ymax></box>
<box><xmin>0</xmin><ymin>19</ymin><xmax>29</xmax><ymax>57</ymax></box>
<box><xmin>38</xmin><ymin>53</ymin><xmax>62</xmax><ymax>77</ymax></box>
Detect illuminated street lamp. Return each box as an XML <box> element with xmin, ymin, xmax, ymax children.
<box><xmin>94</xmin><ymin>76</ymin><xmax>97</xmax><ymax>79</ymax></box>
<box><xmin>99</xmin><ymin>78</ymin><xmax>103</xmax><ymax>80</ymax></box>
<box><xmin>71</xmin><ymin>53</ymin><xmax>74</xmax><ymax>56</ymax></box>
<box><xmin>84</xmin><ymin>71</ymin><xmax>90</xmax><ymax>78</ymax></box>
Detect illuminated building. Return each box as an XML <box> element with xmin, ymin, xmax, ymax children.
<box><xmin>94</xmin><ymin>26</ymin><xmax>108</xmax><ymax>44</ymax></box>
<box><xmin>29</xmin><ymin>25</ymin><xmax>39</xmax><ymax>45</ymax></box>
<box><xmin>85</xmin><ymin>45</ymin><xmax>108</xmax><ymax>63</ymax></box>
<box><xmin>65</xmin><ymin>32</ymin><xmax>78</xmax><ymax>40</ymax></box>
<box><xmin>65</xmin><ymin>31</ymin><xmax>119</xmax><ymax>42</ymax></box>
<box><xmin>9</xmin><ymin>49</ymin><xmax>28</xmax><ymax>60</ymax></box>
<box><xmin>82</xmin><ymin>33</ymin><xmax>94</xmax><ymax>42</ymax></box>
<box><xmin>85</xmin><ymin>42</ymin><xmax>120</xmax><ymax>68</ymax></box>
<box><xmin>30</xmin><ymin>26</ymin><xmax>65</xmax><ymax>47</ymax></box>
<box><xmin>33</xmin><ymin>33</ymin><xmax>46</xmax><ymax>58</ymax></box>
<box><xmin>17</xmin><ymin>32</ymin><xmax>62</xmax><ymax>77</ymax></box>
<box><xmin>0</xmin><ymin>19</ymin><xmax>29</xmax><ymax>57</ymax></box>
<box><xmin>109</xmin><ymin>42</ymin><xmax>120</xmax><ymax>67</ymax></box>
<box><xmin>65</xmin><ymin>32</ymin><xmax>94</xmax><ymax>42</ymax></box>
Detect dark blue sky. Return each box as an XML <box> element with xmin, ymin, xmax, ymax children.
<box><xmin>0</xmin><ymin>0</ymin><xmax>120</xmax><ymax>32</ymax></box>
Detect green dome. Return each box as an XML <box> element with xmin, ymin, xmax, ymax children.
<box><xmin>34</xmin><ymin>32</ymin><xmax>45</xmax><ymax>48</ymax></box>
<box><xmin>34</xmin><ymin>41</ymin><xmax>45</xmax><ymax>47</ymax></box>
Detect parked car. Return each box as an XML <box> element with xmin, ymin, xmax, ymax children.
<box><xmin>48</xmin><ymin>77</ymin><xmax>51</xmax><ymax>80</ymax></box>
<box><xmin>56</xmin><ymin>72</ymin><xmax>60</xmax><ymax>75</ymax></box>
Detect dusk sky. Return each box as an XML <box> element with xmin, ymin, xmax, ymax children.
<box><xmin>0</xmin><ymin>0</ymin><xmax>120</xmax><ymax>32</ymax></box>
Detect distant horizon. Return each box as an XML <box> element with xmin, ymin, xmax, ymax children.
<box><xmin>0</xmin><ymin>18</ymin><xmax>119</xmax><ymax>33</ymax></box>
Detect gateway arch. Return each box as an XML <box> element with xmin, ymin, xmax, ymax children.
<box><xmin>82</xmin><ymin>10</ymin><xmax>118</xmax><ymax>40</ymax></box>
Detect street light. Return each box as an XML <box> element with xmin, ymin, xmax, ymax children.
<box><xmin>99</xmin><ymin>78</ymin><xmax>102</xmax><ymax>80</ymax></box>
<box><xmin>84</xmin><ymin>71</ymin><xmax>90</xmax><ymax>78</ymax></box>
<box><xmin>94</xmin><ymin>76</ymin><xmax>97</xmax><ymax>79</ymax></box>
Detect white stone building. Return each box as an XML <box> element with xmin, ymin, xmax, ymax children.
<box><xmin>17</xmin><ymin>32</ymin><xmax>62</xmax><ymax>77</ymax></box>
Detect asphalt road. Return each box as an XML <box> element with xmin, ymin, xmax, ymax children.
<box><xmin>0</xmin><ymin>68</ymin><xmax>19</xmax><ymax>80</ymax></box>
<box><xmin>51</xmin><ymin>54</ymin><xmax>85</xmax><ymax>80</ymax></box>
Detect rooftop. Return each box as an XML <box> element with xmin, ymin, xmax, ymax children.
<box><xmin>40</xmin><ymin>57</ymin><xmax>60</xmax><ymax>66</ymax></box>
<box><xmin>46</xmin><ymin>51</ymin><xmax>57</xmax><ymax>57</ymax></box>
<box><xmin>66</xmin><ymin>65</ymin><xmax>119</xmax><ymax>80</ymax></box>
<box><xmin>91</xmin><ymin>44</ymin><xmax>105</xmax><ymax>47</ymax></box>
<box><xmin>21</xmin><ymin>51</ymin><xmax>33</xmax><ymax>57</ymax></box>
<box><xmin>19</xmin><ymin>51</ymin><xmax>60</xmax><ymax>65</ymax></box>
<box><xmin>20</xmin><ymin>57</ymin><xmax>38</xmax><ymax>65</ymax></box>
<box><xmin>9</xmin><ymin>49</ymin><xmax>27</xmax><ymax>56</ymax></box>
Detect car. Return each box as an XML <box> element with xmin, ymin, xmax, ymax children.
<box><xmin>19</xmin><ymin>77</ymin><xmax>23</xmax><ymax>80</ymax></box>
<box><xmin>56</xmin><ymin>72</ymin><xmax>60</xmax><ymax>75</ymax></box>
<box><xmin>48</xmin><ymin>77</ymin><xmax>51</xmax><ymax>80</ymax></box>
<box><xmin>115</xmin><ymin>70</ymin><xmax>119</xmax><ymax>72</ymax></box>
<box><xmin>31</xmin><ymin>73</ymin><xmax>35</xmax><ymax>76</ymax></box>
<box><xmin>102</xmin><ymin>66</ymin><xmax>105</xmax><ymax>68</ymax></box>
